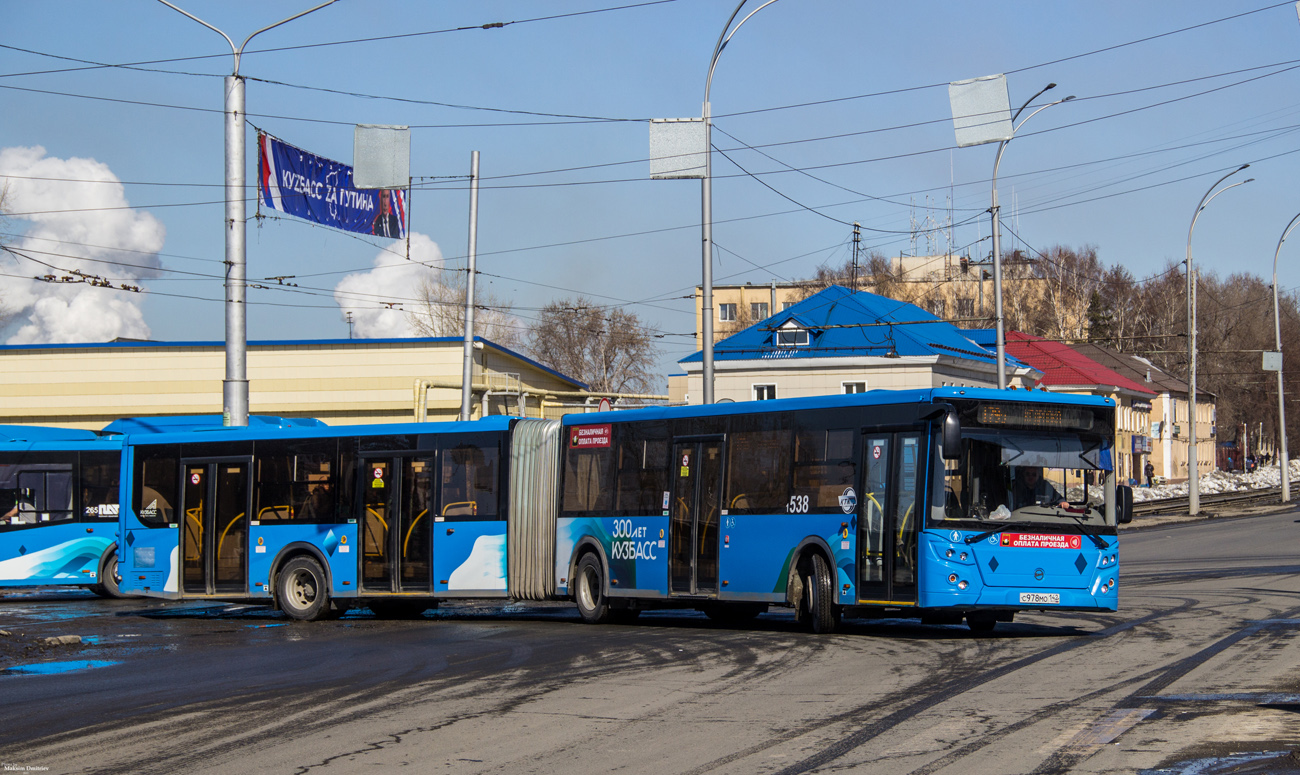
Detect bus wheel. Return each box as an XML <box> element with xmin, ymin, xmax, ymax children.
<box><xmin>809</xmin><ymin>554</ymin><xmax>841</xmax><ymax>634</ymax></box>
<box><xmin>92</xmin><ymin>553</ymin><xmax>123</xmax><ymax>599</ymax></box>
<box><xmin>574</xmin><ymin>554</ymin><xmax>610</xmax><ymax>624</ymax></box>
<box><xmin>369</xmin><ymin>600</ymin><xmax>431</xmax><ymax>619</ymax></box>
<box><xmin>277</xmin><ymin>557</ymin><xmax>330</xmax><ymax>621</ymax></box>
<box><xmin>966</xmin><ymin>614</ymin><xmax>997</xmax><ymax>635</ymax></box>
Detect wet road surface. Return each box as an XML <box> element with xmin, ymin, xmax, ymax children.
<box><xmin>2</xmin><ymin>508</ymin><xmax>1300</xmax><ymax>774</ymax></box>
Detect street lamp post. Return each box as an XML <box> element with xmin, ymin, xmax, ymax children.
<box><xmin>157</xmin><ymin>1</ymin><xmax>336</xmax><ymax>426</ymax></box>
<box><xmin>1271</xmin><ymin>211</ymin><xmax>1300</xmax><ymax>501</ymax></box>
<box><xmin>990</xmin><ymin>84</ymin><xmax>1073</xmax><ymax>389</ymax></box>
<box><xmin>1185</xmin><ymin>165</ymin><xmax>1252</xmax><ymax>515</ymax></box>
<box><xmin>700</xmin><ymin>0</ymin><xmax>779</xmax><ymax>405</ymax></box>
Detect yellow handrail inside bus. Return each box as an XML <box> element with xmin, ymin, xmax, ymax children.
<box><xmin>216</xmin><ymin>512</ymin><xmax>246</xmax><ymax>558</ymax></box>
<box><xmin>441</xmin><ymin>501</ymin><xmax>477</xmax><ymax>518</ymax></box>
<box><xmin>402</xmin><ymin>509</ymin><xmax>429</xmax><ymax>557</ymax></box>
<box><xmin>258</xmin><ymin>505</ymin><xmax>292</xmax><ymax>521</ymax></box>
<box><xmin>729</xmin><ymin>494</ymin><xmax>748</xmax><ymax>509</ymax></box>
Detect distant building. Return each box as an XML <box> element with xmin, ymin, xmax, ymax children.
<box><xmin>671</xmin><ymin>285</ymin><xmax>1039</xmax><ymax>403</ymax></box>
<box><xmin>0</xmin><ymin>337</ymin><xmax>586</xmax><ymax>430</ymax></box>
<box><xmin>968</xmin><ymin>331</ymin><xmax>1159</xmax><ymax>485</ymax></box>
<box><xmin>1066</xmin><ymin>343</ymin><xmax>1217</xmax><ymax>484</ymax></box>
<box><xmin>694</xmin><ymin>281</ymin><xmax>806</xmax><ymax>345</ymax></box>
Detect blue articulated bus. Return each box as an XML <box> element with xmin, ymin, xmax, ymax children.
<box><xmin>0</xmin><ymin>425</ymin><xmax>125</xmax><ymax>597</ymax></box>
<box><xmin>117</xmin><ymin>388</ymin><xmax>1131</xmax><ymax>633</ymax></box>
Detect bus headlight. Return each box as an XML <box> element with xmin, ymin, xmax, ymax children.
<box><xmin>948</xmin><ymin>573</ymin><xmax>958</xmax><ymax>583</ymax></box>
<box><xmin>957</xmin><ymin>580</ymin><xmax>968</xmax><ymax>590</ymax></box>
<box><xmin>946</xmin><ymin>549</ymin><xmax>954</xmax><ymax>558</ymax></box>
<box><xmin>959</xmin><ymin>552</ymin><xmax>968</xmax><ymax>561</ymax></box>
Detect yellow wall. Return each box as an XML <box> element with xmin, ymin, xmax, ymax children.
<box><xmin>0</xmin><ymin>339</ymin><xmax>583</xmax><ymax>430</ymax></box>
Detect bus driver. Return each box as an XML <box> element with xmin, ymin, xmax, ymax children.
<box><xmin>1010</xmin><ymin>466</ymin><xmax>1069</xmax><ymax>511</ymax></box>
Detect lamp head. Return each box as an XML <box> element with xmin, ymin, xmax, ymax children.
<box><xmin>1063</xmin><ymin>95</ymin><xmax>1077</xmax><ymax>102</ymax></box>
<box><xmin>1045</xmin><ymin>82</ymin><xmax>1057</xmax><ymax>90</ymax></box>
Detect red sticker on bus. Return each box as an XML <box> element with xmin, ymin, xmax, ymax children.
<box><xmin>999</xmin><ymin>533</ymin><xmax>1081</xmax><ymax>550</ymax></box>
<box><xmin>570</xmin><ymin>424</ymin><xmax>612</xmax><ymax>448</ymax></box>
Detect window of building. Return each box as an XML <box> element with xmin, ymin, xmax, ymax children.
<box><xmin>754</xmin><ymin>384</ymin><xmax>777</xmax><ymax>401</ymax></box>
<box><xmin>927</xmin><ymin>299</ymin><xmax>946</xmax><ymax>318</ymax></box>
<box><xmin>782</xmin><ymin>300</ymin><xmax>796</xmax><ymax>310</ymax></box>
<box><xmin>719</xmin><ymin>303</ymin><xmax>737</xmax><ymax>322</ymax></box>
<box><xmin>842</xmin><ymin>382</ymin><xmax>866</xmax><ymax>394</ymax></box>
<box><xmin>751</xmin><ymin>302</ymin><xmax>769</xmax><ymax>320</ymax></box>
<box><xmin>955</xmin><ymin>298</ymin><xmax>975</xmax><ymax>317</ymax></box>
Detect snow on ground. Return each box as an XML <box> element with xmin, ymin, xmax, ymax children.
<box><xmin>1129</xmin><ymin>459</ymin><xmax>1300</xmax><ymax>502</ymax></box>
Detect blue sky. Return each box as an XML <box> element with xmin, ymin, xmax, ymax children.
<box><xmin>4</xmin><ymin>1</ymin><xmax>1300</xmax><ymax>381</ymax></box>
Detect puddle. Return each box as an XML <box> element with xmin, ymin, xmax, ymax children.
<box><xmin>1</xmin><ymin>659</ymin><xmax>120</xmax><ymax>676</ymax></box>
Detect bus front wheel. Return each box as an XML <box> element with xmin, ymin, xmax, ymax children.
<box><xmin>574</xmin><ymin>554</ymin><xmax>610</xmax><ymax>624</ymax></box>
<box><xmin>808</xmin><ymin>553</ymin><xmax>841</xmax><ymax>634</ymax></box>
<box><xmin>277</xmin><ymin>557</ymin><xmax>331</xmax><ymax>621</ymax></box>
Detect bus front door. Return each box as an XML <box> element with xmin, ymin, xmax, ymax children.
<box><xmin>669</xmin><ymin>439</ymin><xmax>723</xmax><ymax>596</ymax></box>
<box><xmin>180</xmin><ymin>458</ymin><xmax>251</xmax><ymax>595</ymax></box>
<box><xmin>360</xmin><ymin>456</ymin><xmax>434</xmax><ymax>594</ymax></box>
<box><xmin>857</xmin><ymin>432</ymin><xmax>921</xmax><ymax>604</ymax></box>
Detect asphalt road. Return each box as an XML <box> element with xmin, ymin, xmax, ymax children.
<box><xmin>3</xmin><ymin>509</ymin><xmax>1300</xmax><ymax>775</ymax></box>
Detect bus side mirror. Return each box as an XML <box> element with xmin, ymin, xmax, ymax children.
<box><xmin>1116</xmin><ymin>484</ymin><xmax>1133</xmax><ymax>524</ymax></box>
<box><xmin>942</xmin><ymin>410</ymin><xmax>961</xmax><ymax>460</ymax></box>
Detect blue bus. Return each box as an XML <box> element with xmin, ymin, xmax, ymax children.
<box><xmin>0</xmin><ymin>425</ymin><xmax>125</xmax><ymax>597</ymax></box>
<box><xmin>117</xmin><ymin>389</ymin><xmax>1130</xmax><ymax>632</ymax></box>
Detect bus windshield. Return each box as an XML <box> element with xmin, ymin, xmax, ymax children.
<box><xmin>940</xmin><ymin>429</ymin><xmax>1110</xmax><ymax>526</ymax></box>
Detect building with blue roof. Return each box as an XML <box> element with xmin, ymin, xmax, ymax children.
<box><xmin>670</xmin><ymin>285</ymin><xmax>1039</xmax><ymax>404</ymax></box>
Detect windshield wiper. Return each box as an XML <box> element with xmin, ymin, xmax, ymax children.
<box><xmin>1063</xmin><ymin>509</ymin><xmax>1110</xmax><ymax>549</ymax></box>
<box><xmin>965</xmin><ymin>522</ymin><xmax>1035</xmax><ymax>545</ymax></box>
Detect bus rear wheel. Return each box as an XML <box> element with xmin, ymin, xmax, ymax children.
<box><xmin>92</xmin><ymin>553</ymin><xmax>123</xmax><ymax>599</ymax></box>
<box><xmin>277</xmin><ymin>557</ymin><xmax>331</xmax><ymax>621</ymax></box>
<box><xmin>574</xmin><ymin>554</ymin><xmax>610</xmax><ymax>624</ymax></box>
<box><xmin>808</xmin><ymin>553</ymin><xmax>841</xmax><ymax>634</ymax></box>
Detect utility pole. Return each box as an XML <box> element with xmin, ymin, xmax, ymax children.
<box><xmin>850</xmin><ymin>222</ymin><xmax>861</xmax><ymax>289</ymax></box>
<box><xmin>460</xmin><ymin>151</ymin><xmax>480</xmax><ymax>422</ymax></box>
<box><xmin>157</xmin><ymin>0</ymin><xmax>337</xmax><ymax>427</ymax></box>
<box><xmin>346</xmin><ymin>311</ymin><xmax>354</xmax><ymax>339</ymax></box>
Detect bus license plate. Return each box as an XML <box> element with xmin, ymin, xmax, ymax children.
<box><xmin>1019</xmin><ymin>592</ymin><xmax>1060</xmax><ymax>605</ymax></box>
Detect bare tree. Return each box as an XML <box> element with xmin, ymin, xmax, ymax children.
<box><xmin>525</xmin><ymin>296</ymin><xmax>662</xmax><ymax>394</ymax></box>
<box><xmin>406</xmin><ymin>270</ymin><xmax>522</xmax><ymax>349</ymax></box>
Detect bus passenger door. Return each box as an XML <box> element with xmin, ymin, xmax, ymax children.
<box><xmin>434</xmin><ymin>436</ymin><xmax>505</xmax><ymax>596</ymax></box>
<box><xmin>180</xmin><ymin>458</ymin><xmax>251</xmax><ymax>595</ymax></box>
<box><xmin>669</xmin><ymin>439</ymin><xmax>723</xmax><ymax>596</ymax></box>
<box><xmin>856</xmin><ymin>432</ymin><xmax>922</xmax><ymax>604</ymax></box>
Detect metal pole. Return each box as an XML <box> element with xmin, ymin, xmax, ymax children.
<box><xmin>1185</xmin><ymin>166</ymin><xmax>1251</xmax><ymax>515</ymax></box>
<box><xmin>157</xmin><ymin>0</ymin><xmax>336</xmax><ymax>427</ymax></box>
<box><xmin>223</xmin><ymin>74</ymin><xmax>248</xmax><ymax>426</ymax></box>
<box><xmin>461</xmin><ymin>151</ymin><xmax>480</xmax><ymax>422</ymax></box>
<box><xmin>701</xmin><ymin>0</ymin><xmax>780</xmax><ymax>405</ymax></box>
<box><xmin>1272</xmin><ymin>211</ymin><xmax>1300</xmax><ymax>501</ymax></box>
<box><xmin>989</xmin><ymin>86</ymin><xmax>1072</xmax><ymax>389</ymax></box>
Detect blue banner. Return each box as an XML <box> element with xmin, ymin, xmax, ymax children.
<box><xmin>258</xmin><ymin>132</ymin><xmax>406</xmax><ymax>238</ymax></box>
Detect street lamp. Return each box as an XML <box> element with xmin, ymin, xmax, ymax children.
<box><xmin>1185</xmin><ymin>165</ymin><xmax>1252</xmax><ymax>515</ymax></box>
<box><xmin>989</xmin><ymin>84</ymin><xmax>1074</xmax><ymax>389</ymax></box>
<box><xmin>699</xmin><ymin>0</ymin><xmax>780</xmax><ymax>405</ymax></box>
<box><xmin>1271</xmin><ymin>211</ymin><xmax>1300</xmax><ymax>501</ymax></box>
<box><xmin>157</xmin><ymin>1</ymin><xmax>337</xmax><ymax>426</ymax></box>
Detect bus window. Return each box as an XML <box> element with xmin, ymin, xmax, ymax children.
<box><xmin>563</xmin><ymin>444</ymin><xmax>614</xmax><ymax>514</ymax></box>
<box><xmin>614</xmin><ymin>431</ymin><xmax>669</xmax><ymax>515</ymax></box>
<box><xmin>792</xmin><ymin>423</ymin><xmax>856</xmax><ymax>514</ymax></box>
<box><xmin>81</xmin><ymin>451</ymin><xmax>120</xmax><ymax>520</ymax></box>
<box><xmin>254</xmin><ymin>439</ymin><xmax>338</xmax><ymax>523</ymax></box>
<box><xmin>0</xmin><ymin>464</ymin><xmax>74</xmax><ymax>526</ymax></box>
<box><xmin>726</xmin><ymin>419</ymin><xmax>792</xmax><ymax>515</ymax></box>
<box><xmin>441</xmin><ymin>436</ymin><xmax>500</xmax><ymax>520</ymax></box>
<box><xmin>134</xmin><ymin>446</ymin><xmax>178</xmax><ymax>528</ymax></box>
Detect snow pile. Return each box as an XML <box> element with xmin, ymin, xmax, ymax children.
<box><xmin>1128</xmin><ymin>459</ymin><xmax>1300</xmax><ymax>502</ymax></box>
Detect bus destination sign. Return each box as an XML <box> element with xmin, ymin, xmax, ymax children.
<box><xmin>977</xmin><ymin>403</ymin><xmax>1093</xmax><ymax>431</ymax></box>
